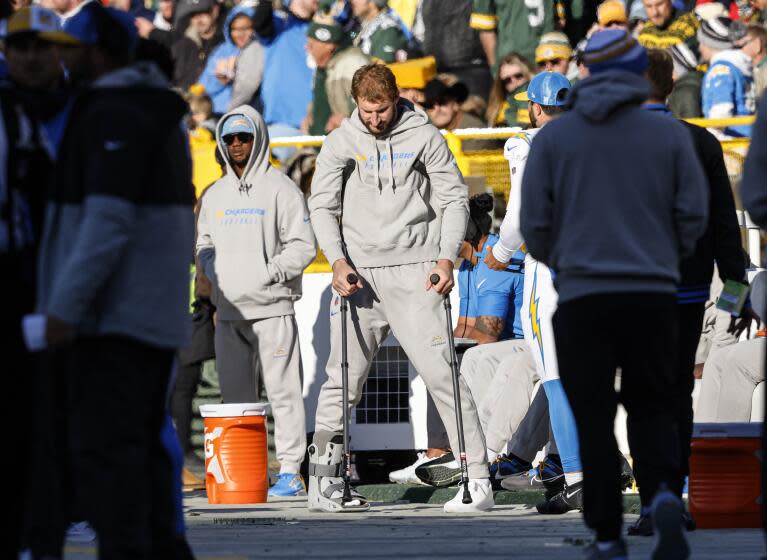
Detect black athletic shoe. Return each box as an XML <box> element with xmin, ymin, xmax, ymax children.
<box><xmin>651</xmin><ymin>491</ymin><xmax>690</xmax><ymax>560</ymax></box>
<box><xmin>584</xmin><ymin>539</ymin><xmax>628</xmax><ymax>559</ymax></box>
<box><xmin>414</xmin><ymin>452</ymin><xmax>462</xmax><ymax>488</ymax></box>
<box><xmin>628</xmin><ymin>510</ymin><xmax>696</xmax><ymax>537</ymax></box>
<box><xmin>539</xmin><ymin>454</ymin><xmax>565</xmax><ymax>500</ymax></box>
<box><xmin>536</xmin><ymin>480</ymin><xmax>583</xmax><ymax>514</ymax></box>
<box><xmin>488</xmin><ymin>453</ymin><xmax>532</xmax><ymax>490</ymax></box>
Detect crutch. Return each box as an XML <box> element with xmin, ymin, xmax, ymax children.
<box><xmin>341</xmin><ymin>273</ymin><xmax>358</xmax><ymax>504</ymax></box>
<box><xmin>430</xmin><ymin>273</ymin><xmax>472</xmax><ymax>504</ymax></box>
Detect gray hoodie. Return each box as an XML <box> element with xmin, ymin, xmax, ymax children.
<box><xmin>309</xmin><ymin>99</ymin><xmax>468</xmax><ymax>268</ymax></box>
<box><xmin>196</xmin><ymin>105</ymin><xmax>316</xmax><ymax>321</ymax></box>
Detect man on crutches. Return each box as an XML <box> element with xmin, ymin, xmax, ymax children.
<box><xmin>307</xmin><ymin>63</ymin><xmax>493</xmax><ymax>513</ymax></box>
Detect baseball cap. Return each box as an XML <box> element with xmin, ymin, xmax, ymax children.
<box><xmin>581</xmin><ymin>29</ymin><xmax>648</xmax><ymax>75</ymax></box>
<box><xmin>221</xmin><ymin>114</ymin><xmax>254</xmax><ymax>136</ymax></box>
<box><xmin>597</xmin><ymin>0</ymin><xmax>627</xmax><ymax>26</ymax></box>
<box><xmin>423</xmin><ymin>78</ymin><xmax>469</xmax><ymax>108</ymax></box>
<box><xmin>6</xmin><ymin>5</ymin><xmax>80</xmax><ymax>45</ymax></box>
<box><xmin>514</xmin><ymin>71</ymin><xmax>571</xmax><ymax>106</ymax></box>
<box><xmin>307</xmin><ymin>18</ymin><xmax>345</xmax><ymax>44</ymax></box>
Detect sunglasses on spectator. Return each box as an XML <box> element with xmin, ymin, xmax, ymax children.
<box><xmin>222</xmin><ymin>132</ymin><xmax>254</xmax><ymax>145</ymax></box>
<box><xmin>501</xmin><ymin>73</ymin><xmax>525</xmax><ymax>84</ymax></box>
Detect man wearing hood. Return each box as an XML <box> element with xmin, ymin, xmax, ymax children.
<box><xmin>308</xmin><ymin>63</ymin><xmax>492</xmax><ymax>513</ymax></box>
<box><xmin>699</xmin><ymin>16</ymin><xmax>755</xmax><ymax>137</ymax></box>
<box><xmin>520</xmin><ymin>29</ymin><xmax>708</xmax><ymax>558</ymax></box>
<box><xmin>195</xmin><ymin>107</ymin><xmax>316</xmax><ymax>497</ymax></box>
<box><xmin>170</xmin><ymin>0</ymin><xmax>224</xmax><ymax>90</ymax></box>
<box><xmin>32</xmin><ymin>4</ymin><xmax>196</xmax><ymax>557</ymax></box>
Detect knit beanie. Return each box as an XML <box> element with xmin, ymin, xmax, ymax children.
<box><xmin>697</xmin><ymin>16</ymin><xmax>746</xmax><ymax>51</ymax></box>
<box><xmin>535</xmin><ymin>31</ymin><xmax>573</xmax><ymax>62</ymax></box>
<box><xmin>668</xmin><ymin>42</ymin><xmax>698</xmax><ymax>77</ymax></box>
<box><xmin>581</xmin><ymin>28</ymin><xmax>648</xmax><ymax>74</ymax></box>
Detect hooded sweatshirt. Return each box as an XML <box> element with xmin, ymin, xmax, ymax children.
<box><xmin>196</xmin><ymin>105</ymin><xmax>316</xmax><ymax>321</ymax></box>
<box><xmin>520</xmin><ymin>70</ymin><xmax>709</xmax><ymax>304</ymax></box>
<box><xmin>701</xmin><ymin>49</ymin><xmax>755</xmax><ymax>136</ymax></box>
<box><xmin>309</xmin><ymin>99</ymin><xmax>469</xmax><ymax>268</ymax></box>
<box><xmin>36</xmin><ymin>61</ymin><xmax>195</xmax><ymax>348</ymax></box>
<box><xmin>197</xmin><ymin>3</ymin><xmax>256</xmax><ymax>114</ymax></box>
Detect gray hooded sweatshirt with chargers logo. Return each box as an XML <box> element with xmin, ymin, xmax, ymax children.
<box><xmin>196</xmin><ymin>106</ymin><xmax>316</xmax><ymax>321</ymax></box>
<box><xmin>309</xmin><ymin>99</ymin><xmax>469</xmax><ymax>268</ymax></box>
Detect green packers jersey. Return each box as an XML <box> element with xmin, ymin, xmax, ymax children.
<box><xmin>471</xmin><ymin>0</ymin><xmax>555</xmax><ymax>66</ymax></box>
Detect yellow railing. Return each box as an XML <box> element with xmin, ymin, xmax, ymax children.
<box><xmin>191</xmin><ymin>116</ymin><xmax>754</xmax><ymax>274</ymax></box>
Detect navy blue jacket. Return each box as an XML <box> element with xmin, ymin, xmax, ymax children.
<box><xmin>520</xmin><ymin>70</ymin><xmax>709</xmax><ymax>303</ymax></box>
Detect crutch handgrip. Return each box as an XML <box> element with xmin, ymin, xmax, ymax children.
<box><xmin>430</xmin><ymin>273</ymin><xmax>441</xmax><ymax>285</ymax></box>
<box><xmin>347</xmin><ymin>273</ymin><xmax>358</xmax><ymax>285</ymax></box>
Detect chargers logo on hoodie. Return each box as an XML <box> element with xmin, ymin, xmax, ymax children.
<box><xmin>216</xmin><ymin>207</ymin><xmax>266</xmax><ymax>225</ymax></box>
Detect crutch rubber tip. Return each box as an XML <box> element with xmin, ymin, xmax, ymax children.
<box><xmin>430</xmin><ymin>273</ymin><xmax>441</xmax><ymax>285</ymax></box>
<box><xmin>347</xmin><ymin>273</ymin><xmax>358</xmax><ymax>284</ymax></box>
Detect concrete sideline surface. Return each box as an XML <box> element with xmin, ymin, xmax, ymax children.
<box><xmin>59</xmin><ymin>493</ymin><xmax>765</xmax><ymax>559</ymax></box>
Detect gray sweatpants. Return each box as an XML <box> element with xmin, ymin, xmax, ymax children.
<box><xmin>695</xmin><ymin>338</ymin><xmax>765</xmax><ymax>422</ymax></box>
<box><xmin>460</xmin><ymin>339</ymin><xmax>539</xmax><ymax>454</ymax></box>
<box><xmin>314</xmin><ymin>262</ymin><xmax>489</xmax><ymax>479</ymax></box>
<box><xmin>216</xmin><ymin>316</ymin><xmax>306</xmax><ymax>474</ymax></box>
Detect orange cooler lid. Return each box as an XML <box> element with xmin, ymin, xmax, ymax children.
<box><xmin>199</xmin><ymin>403</ymin><xmax>271</xmax><ymax>417</ymax></box>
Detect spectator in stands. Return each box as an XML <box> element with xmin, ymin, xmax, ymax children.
<box><xmin>742</xmin><ymin>24</ymin><xmax>767</xmax><ymax>98</ymax></box>
<box><xmin>189</xmin><ymin>92</ymin><xmax>217</xmax><ymax>134</ymax></box>
<box><xmin>351</xmin><ymin>0</ymin><xmax>409</xmax><ymax>62</ymax></box>
<box><xmin>535</xmin><ymin>32</ymin><xmax>573</xmax><ymax>77</ymax></box>
<box><xmin>485</xmin><ymin>52</ymin><xmax>535</xmax><ymax>128</ymax></box>
<box><xmin>304</xmin><ymin>17</ymin><xmax>370</xmax><ymax>135</ymax></box>
<box><xmin>470</xmin><ymin>0</ymin><xmax>556</xmax><ymax>68</ymax></box>
<box><xmin>699</xmin><ymin>17</ymin><xmax>755</xmax><ymax>136</ymax></box>
<box><xmin>637</xmin><ymin>0</ymin><xmax>699</xmax><ymax>50</ymax></box>
<box><xmin>424</xmin><ymin>76</ymin><xmax>500</xmax><ymax>150</ymax></box>
<box><xmin>596</xmin><ymin>0</ymin><xmax>628</xmax><ymax>32</ymax></box>
<box><xmin>227</xmin><ymin>37</ymin><xmax>265</xmax><ymax>111</ymax></box>
<box><xmin>198</xmin><ymin>3</ymin><xmax>257</xmax><ymax>114</ymax></box>
<box><xmin>416</xmin><ymin>0</ymin><xmax>493</xmax><ymax>100</ymax></box>
<box><xmin>170</xmin><ymin>0</ymin><xmax>223</xmax><ymax>90</ymax></box>
<box><xmin>108</xmin><ymin>0</ymin><xmax>154</xmax><ymax>22</ymax></box>
<box><xmin>153</xmin><ymin>0</ymin><xmax>173</xmax><ymax>31</ymax></box>
<box><xmin>667</xmin><ymin>42</ymin><xmax>703</xmax><ymax>118</ymax></box>
<box><xmin>256</xmin><ymin>0</ymin><xmax>318</xmax><ymax>161</ymax></box>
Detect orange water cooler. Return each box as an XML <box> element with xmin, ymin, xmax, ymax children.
<box><xmin>199</xmin><ymin>403</ymin><xmax>270</xmax><ymax>504</ymax></box>
<box><xmin>689</xmin><ymin>422</ymin><xmax>762</xmax><ymax>528</ymax></box>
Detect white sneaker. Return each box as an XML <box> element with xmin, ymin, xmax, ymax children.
<box><xmin>66</xmin><ymin>521</ymin><xmax>97</xmax><ymax>543</ymax></box>
<box><xmin>443</xmin><ymin>479</ymin><xmax>494</xmax><ymax>513</ymax></box>
<box><xmin>388</xmin><ymin>451</ymin><xmax>432</xmax><ymax>485</ymax></box>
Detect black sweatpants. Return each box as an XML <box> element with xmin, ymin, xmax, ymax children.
<box><xmin>553</xmin><ymin>293</ymin><xmax>682</xmax><ymax>542</ymax></box>
<box><xmin>68</xmin><ymin>336</ymin><xmax>177</xmax><ymax>559</ymax></box>
<box><xmin>668</xmin><ymin>302</ymin><xmax>706</xmax><ymax>501</ymax></box>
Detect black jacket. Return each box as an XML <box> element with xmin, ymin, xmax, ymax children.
<box><xmin>679</xmin><ymin>119</ymin><xmax>746</xmax><ymax>292</ymax></box>
<box><xmin>171</xmin><ymin>27</ymin><xmax>224</xmax><ymax>90</ymax></box>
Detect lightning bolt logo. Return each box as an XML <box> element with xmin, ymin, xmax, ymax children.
<box><xmin>529</xmin><ymin>265</ymin><xmax>545</xmax><ymax>368</ymax></box>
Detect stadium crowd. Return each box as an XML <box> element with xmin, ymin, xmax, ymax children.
<box><xmin>3</xmin><ymin>0</ymin><xmax>767</xmax><ymax>559</ymax></box>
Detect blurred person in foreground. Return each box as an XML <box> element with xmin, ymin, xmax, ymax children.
<box><xmin>30</xmin><ymin>4</ymin><xmax>195</xmax><ymax>557</ymax></box>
